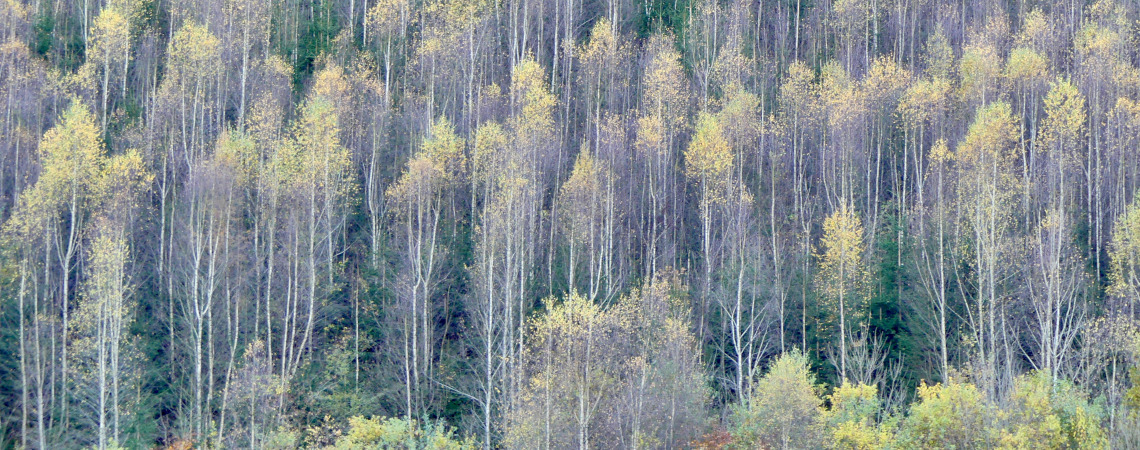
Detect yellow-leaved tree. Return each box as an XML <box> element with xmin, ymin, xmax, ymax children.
<box><xmin>955</xmin><ymin>101</ymin><xmax>1020</xmax><ymax>397</ymax></box>
<box><xmin>31</xmin><ymin>102</ymin><xmax>105</xmax><ymax>433</ymax></box>
<box><xmin>729</xmin><ymin>350</ymin><xmax>823</xmax><ymax>449</ymax></box>
<box><xmin>1110</xmin><ymin>199</ymin><xmax>1140</xmax><ymax>311</ymax></box>
<box><xmin>556</xmin><ymin>148</ymin><xmax>612</xmax><ymax>299</ymax></box>
<box><xmin>685</xmin><ymin>111</ymin><xmax>733</xmax><ymax>343</ymax></box>
<box><xmin>386</xmin><ymin>117</ymin><xmax>465</xmax><ymax>418</ymax></box>
<box><xmin>817</xmin><ymin>204</ymin><xmax>868</xmax><ymax>382</ymax></box>
<box><xmin>506</xmin><ymin>274</ymin><xmax>708</xmax><ymax>449</ymax></box>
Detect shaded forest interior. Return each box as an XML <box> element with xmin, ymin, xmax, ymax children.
<box><xmin>2</xmin><ymin>0</ymin><xmax>1140</xmax><ymax>447</ymax></box>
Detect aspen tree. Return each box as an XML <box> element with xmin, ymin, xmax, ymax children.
<box><xmin>913</xmin><ymin>139</ymin><xmax>954</xmax><ymax>381</ymax></box>
<box><xmin>283</xmin><ymin>94</ymin><xmax>354</xmax><ymax>380</ymax></box>
<box><xmin>959</xmin><ymin>42</ymin><xmax>1001</xmax><ymax>107</ymax></box>
<box><xmin>576</xmin><ymin>19</ymin><xmax>620</xmax><ymax>148</ymax></box>
<box><xmin>1074</xmin><ymin>9</ymin><xmax>1128</xmax><ymax>279</ymax></box>
<box><xmin>1109</xmin><ymin>200</ymin><xmax>1140</xmax><ymax>316</ymax></box>
<box><xmin>386</xmin><ymin>117</ymin><xmax>465</xmax><ymax>417</ymax></box>
<box><xmin>1030</xmin><ymin>78</ymin><xmax>1086</xmax><ymax>379</ymax></box>
<box><xmin>730</xmin><ymin>350</ymin><xmax>823</xmax><ymax>449</ymax></box>
<box><xmin>229</xmin><ymin>0</ymin><xmax>270</xmax><ymax>126</ymax></box>
<box><xmin>88</xmin><ymin>4</ymin><xmax>129</xmax><ymax>132</ymax></box>
<box><xmin>208</xmin><ymin>131</ymin><xmax>257</xmax><ymax>446</ymax></box>
<box><xmin>956</xmin><ymin>101</ymin><xmax>1020</xmax><ymax>398</ymax></box>
<box><xmin>685</xmin><ymin>111</ymin><xmax>733</xmax><ymax>343</ymax></box>
<box><xmin>715</xmin><ymin>83</ymin><xmax>764</xmax><ymax>402</ymax></box>
<box><xmin>507</xmin><ymin>275</ymin><xmax>707</xmax><ymax>448</ymax></box>
<box><xmin>6</xmin><ymin>146</ymin><xmax>61</xmax><ymax>450</ymax></box>
<box><xmin>819</xmin><ymin>61</ymin><xmax>864</xmax><ymax>209</ymax></box>
<box><xmin>162</xmin><ymin>21</ymin><xmax>221</xmax><ymax>169</ymax></box>
<box><xmin>638</xmin><ymin>34</ymin><xmax>688</xmax><ymax>276</ymax></box>
<box><xmin>176</xmin><ymin>135</ymin><xmax>245</xmax><ymax>439</ymax></box>
<box><xmin>365</xmin><ymin>0</ymin><xmax>409</xmax><ymax>106</ymax></box>
<box><xmin>780</xmin><ymin>60</ymin><xmax>820</xmax><ymax>353</ymax></box>
<box><xmin>38</xmin><ymin>102</ymin><xmax>105</xmax><ymax>433</ymax></box>
<box><xmin>817</xmin><ymin>204</ymin><xmax>868</xmax><ymax>382</ymax></box>
<box><xmin>1003</xmin><ymin>45</ymin><xmax>1048</xmax><ymax>225</ymax></box>
<box><xmin>556</xmin><ymin>149</ymin><xmax>612</xmax><ymax>299</ymax></box>
<box><xmin>157</xmin><ymin>22</ymin><xmax>222</xmax><ymax>342</ymax></box>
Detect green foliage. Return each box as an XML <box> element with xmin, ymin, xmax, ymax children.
<box><xmin>635</xmin><ymin>0</ymin><xmax>692</xmax><ymax>39</ymax></box>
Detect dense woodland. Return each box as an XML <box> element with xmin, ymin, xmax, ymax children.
<box><xmin>2</xmin><ymin>0</ymin><xmax>1140</xmax><ymax>447</ymax></box>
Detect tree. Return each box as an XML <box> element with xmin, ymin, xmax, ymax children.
<box><xmin>1014</xmin><ymin>81</ymin><xmax>1085</xmax><ymax>381</ymax></box>
<box><xmin>912</xmin><ymin>139</ymin><xmax>954</xmax><ymax>381</ymax></box>
<box><xmin>637</xmin><ymin>33</ymin><xmax>689</xmax><ymax>277</ymax></box>
<box><xmin>70</xmin><ymin>226</ymin><xmax>134</xmax><ymax>450</ymax></box>
<box><xmin>684</xmin><ymin>111</ymin><xmax>733</xmax><ymax>342</ymax></box>
<box><xmin>819</xmin><ymin>383</ymin><xmax>896</xmax><ymax>449</ymax></box>
<box><xmin>996</xmin><ymin>371</ymin><xmax>1107</xmax><ymax>448</ymax></box>
<box><xmin>332</xmin><ymin>415</ymin><xmax>474</xmax><ymax>449</ymax></box>
<box><xmin>506</xmin><ymin>274</ymin><xmax>708</xmax><ymax>449</ymax></box>
<box><xmin>282</xmin><ymin>93</ymin><xmax>355</xmax><ymax>381</ymax></box>
<box><xmin>897</xmin><ymin>378</ymin><xmax>992</xmax><ymax>448</ymax></box>
<box><xmin>1110</xmin><ymin>199</ymin><xmax>1140</xmax><ymax>316</ymax></box>
<box><xmin>955</xmin><ymin>101</ymin><xmax>1020</xmax><ymax>397</ymax></box>
<box><xmin>818</xmin><ymin>205</ymin><xmax>868</xmax><ymax>382</ymax></box>
<box><xmin>228</xmin><ymin>0</ymin><xmax>271</xmax><ymax>126</ymax></box>
<box><xmin>34</xmin><ymin>102</ymin><xmax>106</xmax><ymax>435</ymax></box>
<box><xmin>88</xmin><ymin>2</ymin><xmax>132</xmax><ymax>132</ymax></box>
<box><xmin>729</xmin><ymin>350</ymin><xmax>822</xmax><ymax>449</ymax></box>
<box><xmin>365</xmin><ymin>0</ymin><xmax>409</xmax><ymax>107</ymax></box>
<box><xmin>556</xmin><ymin>149</ymin><xmax>613</xmax><ymax>299</ymax></box>
<box><xmin>386</xmin><ymin>117</ymin><xmax>465</xmax><ymax>417</ymax></box>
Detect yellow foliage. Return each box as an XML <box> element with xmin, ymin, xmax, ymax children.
<box><xmin>290</xmin><ymin>96</ymin><xmax>355</xmax><ymax>200</ymax></box>
<box><xmin>386</xmin><ymin>116</ymin><xmax>464</xmax><ymax>216</ymax></box>
<box><xmin>213</xmin><ymin>130</ymin><xmax>258</xmax><ymax>188</ymax></box>
<box><xmin>716</xmin><ymin>83</ymin><xmax>760</xmax><ymax>149</ymax></box>
<box><xmin>817</xmin><ymin>205</ymin><xmax>868</xmax><ymax>312</ymax></box>
<box><xmin>472</xmin><ymin>121</ymin><xmax>510</xmax><ymax>184</ymax></box>
<box><xmin>898</xmin><ymin>378</ymin><xmax>991</xmax><ymax>448</ymax></box>
<box><xmin>642</xmin><ymin>33</ymin><xmax>687</xmax><ymax>127</ymax></box>
<box><xmin>898</xmin><ymin>76</ymin><xmax>950</xmax><ymax>128</ymax></box>
<box><xmin>781</xmin><ymin>60</ymin><xmax>818</xmax><ymax>120</ymax></box>
<box><xmin>366</xmin><ymin>0</ymin><xmax>410</xmax><ymax>39</ymax></box>
<box><xmin>37</xmin><ymin>102</ymin><xmax>105</xmax><ymax>202</ymax></box>
<box><xmin>312</xmin><ymin>63</ymin><xmax>350</xmax><ymax>109</ymax></box>
<box><xmin>1109</xmin><ymin>199</ymin><xmax>1140</xmax><ymax>301</ymax></box>
<box><xmin>956</xmin><ymin>101</ymin><xmax>1018</xmax><ymax>167</ymax></box>
<box><xmin>730</xmin><ymin>350</ymin><xmax>822</xmax><ymax>448</ymax></box>
<box><xmin>684</xmin><ymin>112</ymin><xmax>734</xmax><ymax>205</ymax></box>
<box><xmin>332</xmin><ymin>416</ymin><xmax>474</xmax><ymax>449</ymax></box>
<box><xmin>90</xmin><ymin>6</ymin><xmax>130</xmax><ymax>66</ymax></box>
<box><xmin>1004</xmin><ymin>47</ymin><xmax>1048</xmax><ymax>87</ymax></box>
<box><xmin>422</xmin><ymin>117</ymin><xmax>466</xmax><ymax>183</ymax></box>
<box><xmin>923</xmin><ymin>30</ymin><xmax>954</xmax><ymax>81</ymax></box>
<box><xmin>1040</xmin><ymin>77</ymin><xmax>1086</xmax><ymax>156</ymax></box>
<box><xmin>509</xmin><ymin>56</ymin><xmax>555</xmax><ymax>157</ymax></box>
<box><xmin>863</xmin><ymin>55</ymin><xmax>908</xmax><ymax>109</ymax></box>
<box><xmin>558</xmin><ymin>149</ymin><xmax>608</xmax><ymax>246</ymax></box>
<box><xmin>994</xmin><ymin>372</ymin><xmax>1107</xmax><ymax>450</ymax></box>
<box><xmin>167</xmin><ymin>21</ymin><xmax>221</xmax><ymax>81</ymax></box>
<box><xmin>959</xmin><ymin>43</ymin><xmax>1001</xmax><ymax>103</ymax></box>
<box><xmin>635</xmin><ymin>114</ymin><xmax>666</xmax><ymax>158</ymax></box>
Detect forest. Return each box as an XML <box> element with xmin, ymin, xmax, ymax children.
<box><xmin>1</xmin><ymin>0</ymin><xmax>1140</xmax><ymax>447</ymax></box>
